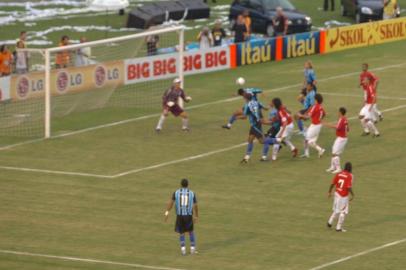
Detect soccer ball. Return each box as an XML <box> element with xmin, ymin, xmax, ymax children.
<box><xmin>236</xmin><ymin>77</ymin><xmax>245</xmax><ymax>86</ymax></box>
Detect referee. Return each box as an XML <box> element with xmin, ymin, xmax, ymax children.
<box><xmin>164</xmin><ymin>179</ymin><xmax>199</xmax><ymax>255</ymax></box>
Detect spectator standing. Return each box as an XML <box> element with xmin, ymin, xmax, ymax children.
<box><xmin>273</xmin><ymin>7</ymin><xmax>288</xmax><ymax>37</ymax></box>
<box><xmin>323</xmin><ymin>0</ymin><xmax>335</xmax><ymax>11</ymax></box>
<box><xmin>75</xmin><ymin>37</ymin><xmax>92</xmax><ymax>66</ymax></box>
<box><xmin>56</xmin><ymin>35</ymin><xmax>70</xmax><ymax>69</ymax></box>
<box><xmin>383</xmin><ymin>0</ymin><xmax>398</xmax><ymax>19</ymax></box>
<box><xmin>197</xmin><ymin>27</ymin><xmax>213</xmax><ymax>49</ymax></box>
<box><xmin>0</xmin><ymin>45</ymin><xmax>14</xmax><ymax>76</ymax></box>
<box><xmin>15</xmin><ymin>41</ymin><xmax>28</xmax><ymax>74</ymax></box>
<box><xmin>243</xmin><ymin>9</ymin><xmax>252</xmax><ymax>37</ymax></box>
<box><xmin>145</xmin><ymin>25</ymin><xmax>159</xmax><ymax>56</ymax></box>
<box><xmin>233</xmin><ymin>14</ymin><xmax>248</xmax><ymax>43</ymax></box>
<box><xmin>212</xmin><ymin>20</ymin><xmax>226</xmax><ymax>46</ymax></box>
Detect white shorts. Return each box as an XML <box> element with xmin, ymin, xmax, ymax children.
<box><xmin>305</xmin><ymin>124</ymin><xmax>322</xmax><ymax>143</ymax></box>
<box><xmin>359</xmin><ymin>104</ymin><xmax>374</xmax><ymax>120</ymax></box>
<box><xmin>332</xmin><ymin>137</ymin><xmax>348</xmax><ymax>155</ymax></box>
<box><xmin>333</xmin><ymin>193</ymin><xmax>349</xmax><ymax>214</ymax></box>
<box><xmin>276</xmin><ymin>122</ymin><xmax>294</xmax><ymax>140</ymax></box>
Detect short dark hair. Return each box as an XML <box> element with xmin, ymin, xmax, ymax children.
<box><xmin>20</xmin><ymin>31</ymin><xmax>26</xmax><ymax>35</ymax></box>
<box><xmin>237</xmin><ymin>88</ymin><xmax>245</xmax><ymax>96</ymax></box>
<box><xmin>339</xmin><ymin>107</ymin><xmax>347</xmax><ymax>115</ymax></box>
<box><xmin>181</xmin><ymin>178</ymin><xmax>189</xmax><ymax>188</ymax></box>
<box><xmin>0</xmin><ymin>45</ymin><xmax>5</xmax><ymax>53</ymax></box>
<box><xmin>61</xmin><ymin>35</ymin><xmax>69</xmax><ymax>41</ymax></box>
<box><xmin>272</xmin><ymin>97</ymin><xmax>282</xmax><ymax>110</ymax></box>
<box><xmin>344</xmin><ymin>162</ymin><xmax>352</xmax><ymax>173</ymax></box>
<box><xmin>315</xmin><ymin>93</ymin><xmax>323</xmax><ymax>104</ymax></box>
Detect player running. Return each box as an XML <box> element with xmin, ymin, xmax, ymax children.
<box><xmin>222</xmin><ymin>87</ymin><xmax>263</xmax><ymax>129</ymax></box>
<box><xmin>271</xmin><ymin>98</ymin><xmax>298</xmax><ymax>161</ymax></box>
<box><xmin>359</xmin><ymin>77</ymin><xmax>380</xmax><ymax>137</ymax></box>
<box><xmin>298</xmin><ymin>93</ymin><xmax>326</xmax><ymax>158</ymax></box>
<box><xmin>360</xmin><ymin>63</ymin><xmax>382</xmax><ymax>122</ymax></box>
<box><xmin>261</xmin><ymin>105</ymin><xmax>282</xmax><ymax>161</ymax></box>
<box><xmin>156</xmin><ymin>78</ymin><xmax>192</xmax><ymax>132</ymax></box>
<box><xmin>324</xmin><ymin>107</ymin><xmax>349</xmax><ymax>173</ymax></box>
<box><xmin>295</xmin><ymin>82</ymin><xmax>316</xmax><ymax>135</ymax></box>
<box><xmin>327</xmin><ymin>162</ymin><xmax>355</xmax><ymax>232</ymax></box>
<box><xmin>241</xmin><ymin>93</ymin><xmax>266</xmax><ymax>163</ymax></box>
<box><xmin>164</xmin><ymin>179</ymin><xmax>199</xmax><ymax>255</ymax></box>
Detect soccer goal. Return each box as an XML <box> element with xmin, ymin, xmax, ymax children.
<box><xmin>0</xmin><ymin>25</ymin><xmax>185</xmax><ymax>140</ymax></box>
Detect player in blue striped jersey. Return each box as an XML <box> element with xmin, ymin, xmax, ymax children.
<box><xmin>304</xmin><ymin>60</ymin><xmax>317</xmax><ymax>92</ymax></box>
<box><xmin>164</xmin><ymin>179</ymin><xmax>199</xmax><ymax>255</ymax></box>
<box><xmin>222</xmin><ymin>87</ymin><xmax>263</xmax><ymax>129</ymax></box>
<box><xmin>295</xmin><ymin>82</ymin><xmax>316</xmax><ymax>135</ymax></box>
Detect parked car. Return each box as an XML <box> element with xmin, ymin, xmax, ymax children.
<box><xmin>229</xmin><ymin>0</ymin><xmax>312</xmax><ymax>36</ymax></box>
<box><xmin>340</xmin><ymin>0</ymin><xmax>401</xmax><ymax>23</ymax></box>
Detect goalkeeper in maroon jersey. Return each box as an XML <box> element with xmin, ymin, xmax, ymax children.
<box><xmin>156</xmin><ymin>78</ymin><xmax>192</xmax><ymax>132</ymax></box>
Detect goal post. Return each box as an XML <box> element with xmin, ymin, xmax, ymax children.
<box><xmin>1</xmin><ymin>25</ymin><xmax>185</xmax><ymax>140</ymax></box>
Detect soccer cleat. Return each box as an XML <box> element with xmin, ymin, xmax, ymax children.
<box><xmin>222</xmin><ymin>124</ymin><xmax>231</xmax><ymax>130</ymax></box>
<box><xmin>361</xmin><ymin>131</ymin><xmax>370</xmax><ymax>136</ymax></box>
<box><xmin>326</xmin><ymin>167</ymin><xmax>334</xmax><ymax>173</ymax></box>
<box><xmin>291</xmin><ymin>148</ymin><xmax>298</xmax><ymax>158</ymax></box>
<box><xmin>331</xmin><ymin>168</ymin><xmax>342</xmax><ymax>174</ymax></box>
<box><xmin>336</xmin><ymin>228</ymin><xmax>347</xmax><ymax>232</ymax></box>
<box><xmin>300</xmin><ymin>154</ymin><xmax>310</xmax><ymax>158</ymax></box>
<box><xmin>372</xmin><ymin>133</ymin><xmax>380</xmax><ymax>138</ymax></box>
<box><xmin>379</xmin><ymin>115</ymin><xmax>383</xmax><ymax>121</ymax></box>
<box><xmin>182</xmin><ymin>127</ymin><xmax>190</xmax><ymax>132</ymax></box>
<box><xmin>181</xmin><ymin>247</ymin><xmax>187</xmax><ymax>256</ymax></box>
<box><xmin>155</xmin><ymin>128</ymin><xmax>161</xmax><ymax>133</ymax></box>
<box><xmin>327</xmin><ymin>222</ymin><xmax>332</xmax><ymax>228</ymax></box>
<box><xmin>318</xmin><ymin>148</ymin><xmax>325</xmax><ymax>158</ymax></box>
<box><xmin>241</xmin><ymin>155</ymin><xmax>250</xmax><ymax>164</ymax></box>
<box><xmin>260</xmin><ymin>156</ymin><xmax>269</xmax><ymax>162</ymax></box>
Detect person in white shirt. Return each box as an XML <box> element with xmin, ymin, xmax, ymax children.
<box><xmin>197</xmin><ymin>27</ymin><xmax>213</xmax><ymax>50</ymax></box>
<box><xmin>75</xmin><ymin>37</ymin><xmax>92</xmax><ymax>67</ymax></box>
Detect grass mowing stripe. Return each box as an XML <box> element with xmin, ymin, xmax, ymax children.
<box><xmin>1</xmin><ymin>62</ymin><xmax>405</xmax><ymax>151</ymax></box>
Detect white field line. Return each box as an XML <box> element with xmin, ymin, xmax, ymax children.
<box><xmin>1</xmin><ymin>62</ymin><xmax>405</xmax><ymax>151</ymax></box>
<box><xmin>309</xmin><ymin>238</ymin><xmax>406</xmax><ymax>270</ymax></box>
<box><xmin>1</xmin><ymin>104</ymin><xmax>405</xmax><ymax>179</ymax></box>
<box><xmin>0</xmin><ymin>249</ymin><xmax>186</xmax><ymax>270</ymax></box>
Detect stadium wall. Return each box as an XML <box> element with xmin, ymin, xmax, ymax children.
<box><xmin>1</xmin><ymin>17</ymin><xmax>406</xmax><ymax>103</ymax></box>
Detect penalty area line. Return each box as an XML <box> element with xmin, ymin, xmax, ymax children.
<box><xmin>308</xmin><ymin>238</ymin><xmax>406</xmax><ymax>270</ymax></box>
<box><xmin>0</xmin><ymin>249</ymin><xmax>186</xmax><ymax>270</ymax></box>
<box><xmin>1</xmin><ymin>62</ymin><xmax>405</xmax><ymax>151</ymax></box>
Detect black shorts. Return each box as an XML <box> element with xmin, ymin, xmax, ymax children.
<box><xmin>299</xmin><ymin>108</ymin><xmax>308</xmax><ymax>115</ymax></box>
<box><xmin>249</xmin><ymin>124</ymin><xmax>263</xmax><ymax>139</ymax></box>
<box><xmin>175</xmin><ymin>215</ymin><xmax>194</xmax><ymax>234</ymax></box>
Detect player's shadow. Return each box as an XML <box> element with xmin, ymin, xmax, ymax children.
<box><xmin>199</xmin><ymin>233</ymin><xmax>255</xmax><ymax>251</ymax></box>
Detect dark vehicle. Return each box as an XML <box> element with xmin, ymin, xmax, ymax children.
<box><xmin>340</xmin><ymin>0</ymin><xmax>401</xmax><ymax>23</ymax></box>
<box><xmin>229</xmin><ymin>0</ymin><xmax>312</xmax><ymax>36</ymax></box>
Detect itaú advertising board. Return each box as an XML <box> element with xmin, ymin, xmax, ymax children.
<box><xmin>325</xmin><ymin>17</ymin><xmax>406</xmax><ymax>53</ymax></box>
<box><xmin>125</xmin><ymin>46</ymin><xmax>231</xmax><ymax>84</ymax></box>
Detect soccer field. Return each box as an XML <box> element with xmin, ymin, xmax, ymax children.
<box><xmin>1</xmin><ymin>37</ymin><xmax>406</xmax><ymax>270</ymax></box>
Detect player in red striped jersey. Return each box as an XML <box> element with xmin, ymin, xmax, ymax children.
<box><xmin>323</xmin><ymin>107</ymin><xmax>349</xmax><ymax>173</ymax></box>
<box><xmin>271</xmin><ymin>98</ymin><xmax>298</xmax><ymax>160</ymax></box>
<box><xmin>359</xmin><ymin>77</ymin><xmax>380</xmax><ymax>137</ymax></box>
<box><xmin>327</xmin><ymin>162</ymin><xmax>355</xmax><ymax>232</ymax></box>
<box><xmin>298</xmin><ymin>93</ymin><xmax>326</xmax><ymax>158</ymax></box>
<box><xmin>360</xmin><ymin>63</ymin><xmax>383</xmax><ymax>122</ymax></box>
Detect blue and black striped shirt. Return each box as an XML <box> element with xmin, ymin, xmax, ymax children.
<box><xmin>172</xmin><ymin>188</ymin><xmax>197</xmax><ymax>216</ymax></box>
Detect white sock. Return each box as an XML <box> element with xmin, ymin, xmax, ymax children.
<box><xmin>272</xmin><ymin>144</ymin><xmax>280</xmax><ymax>160</ymax></box>
<box><xmin>333</xmin><ymin>156</ymin><xmax>340</xmax><ymax>170</ymax></box>
<box><xmin>367</xmin><ymin>120</ymin><xmax>379</xmax><ymax>135</ymax></box>
<box><xmin>285</xmin><ymin>140</ymin><xmax>295</xmax><ymax>151</ymax></box>
<box><xmin>304</xmin><ymin>141</ymin><xmax>309</xmax><ymax>156</ymax></box>
<box><xmin>328</xmin><ymin>212</ymin><xmax>338</xmax><ymax>225</ymax></box>
<box><xmin>336</xmin><ymin>213</ymin><xmax>346</xmax><ymax>230</ymax></box>
<box><xmin>182</xmin><ymin>118</ymin><xmax>189</xmax><ymax>129</ymax></box>
<box><xmin>156</xmin><ymin>114</ymin><xmax>166</xmax><ymax>129</ymax></box>
<box><xmin>361</xmin><ymin>119</ymin><xmax>369</xmax><ymax>133</ymax></box>
<box><xmin>227</xmin><ymin>123</ymin><xmax>232</xmax><ymax>128</ymax></box>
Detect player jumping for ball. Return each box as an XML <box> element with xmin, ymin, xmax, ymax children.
<box><xmin>156</xmin><ymin>78</ymin><xmax>192</xmax><ymax>132</ymax></box>
<box><xmin>359</xmin><ymin>77</ymin><xmax>380</xmax><ymax>137</ymax></box>
<box><xmin>164</xmin><ymin>178</ymin><xmax>199</xmax><ymax>255</ymax></box>
<box><xmin>327</xmin><ymin>162</ymin><xmax>354</xmax><ymax>232</ymax></box>
<box><xmin>222</xmin><ymin>87</ymin><xmax>264</xmax><ymax>130</ymax></box>
<box><xmin>324</xmin><ymin>107</ymin><xmax>349</xmax><ymax>174</ymax></box>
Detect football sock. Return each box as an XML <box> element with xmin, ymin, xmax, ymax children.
<box><xmin>366</xmin><ymin>121</ymin><xmax>379</xmax><ymax>135</ymax></box>
<box><xmin>182</xmin><ymin>118</ymin><xmax>189</xmax><ymax>129</ymax></box>
<box><xmin>156</xmin><ymin>114</ymin><xmax>166</xmax><ymax>129</ymax></box>
<box><xmin>272</xmin><ymin>144</ymin><xmax>280</xmax><ymax>160</ymax></box>
<box><xmin>263</xmin><ymin>137</ymin><xmax>276</xmax><ymax>156</ymax></box>
<box><xmin>285</xmin><ymin>140</ymin><xmax>295</xmax><ymax>151</ymax></box>
<box><xmin>246</xmin><ymin>142</ymin><xmax>254</xmax><ymax>156</ymax></box>
<box><xmin>304</xmin><ymin>141</ymin><xmax>310</xmax><ymax>156</ymax></box>
<box><xmin>361</xmin><ymin>119</ymin><xmax>369</xmax><ymax>133</ymax></box>
<box><xmin>333</xmin><ymin>156</ymin><xmax>340</xmax><ymax>170</ymax></box>
<box><xmin>337</xmin><ymin>213</ymin><xmax>346</xmax><ymax>230</ymax></box>
<box><xmin>179</xmin><ymin>234</ymin><xmax>186</xmax><ymax>247</ymax></box>
<box><xmin>328</xmin><ymin>212</ymin><xmax>338</xmax><ymax>225</ymax></box>
<box><xmin>189</xmin><ymin>232</ymin><xmax>196</xmax><ymax>247</ymax></box>
<box><xmin>298</xmin><ymin>119</ymin><xmax>304</xmax><ymax>132</ymax></box>
<box><xmin>228</xmin><ymin>115</ymin><xmax>237</xmax><ymax>126</ymax></box>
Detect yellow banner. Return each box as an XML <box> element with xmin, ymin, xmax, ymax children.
<box><xmin>325</xmin><ymin>17</ymin><xmax>406</xmax><ymax>53</ymax></box>
<box><xmin>10</xmin><ymin>60</ymin><xmax>125</xmax><ymax>101</ymax></box>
